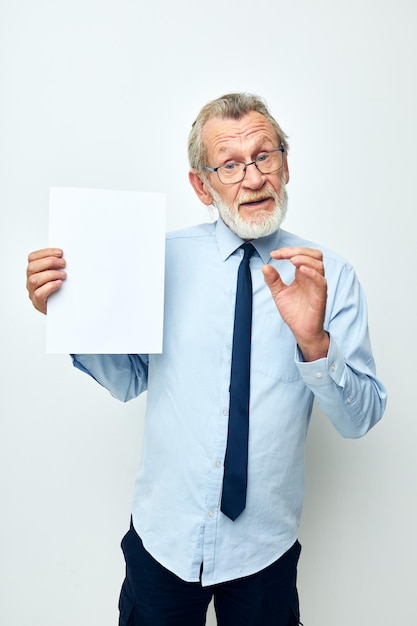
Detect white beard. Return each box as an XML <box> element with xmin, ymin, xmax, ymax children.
<box><xmin>209</xmin><ymin>180</ymin><xmax>288</xmax><ymax>240</ymax></box>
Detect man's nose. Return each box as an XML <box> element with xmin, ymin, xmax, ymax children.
<box><xmin>243</xmin><ymin>161</ymin><xmax>265</xmax><ymax>188</ymax></box>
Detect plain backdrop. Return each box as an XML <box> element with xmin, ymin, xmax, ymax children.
<box><xmin>1</xmin><ymin>1</ymin><xmax>416</xmax><ymax>624</ymax></box>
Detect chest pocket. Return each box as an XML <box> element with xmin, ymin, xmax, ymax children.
<box><xmin>258</xmin><ymin>311</ymin><xmax>303</xmax><ymax>383</ymax></box>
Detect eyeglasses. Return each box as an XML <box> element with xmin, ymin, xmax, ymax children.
<box><xmin>203</xmin><ymin>145</ymin><xmax>285</xmax><ymax>185</ymax></box>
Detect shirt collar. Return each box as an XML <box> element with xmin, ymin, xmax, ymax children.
<box><xmin>215</xmin><ymin>218</ymin><xmax>282</xmax><ymax>264</ymax></box>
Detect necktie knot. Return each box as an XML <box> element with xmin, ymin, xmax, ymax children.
<box><xmin>241</xmin><ymin>242</ymin><xmax>255</xmax><ymax>261</ymax></box>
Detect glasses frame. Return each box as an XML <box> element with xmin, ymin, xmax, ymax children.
<box><xmin>203</xmin><ymin>144</ymin><xmax>285</xmax><ymax>185</ymax></box>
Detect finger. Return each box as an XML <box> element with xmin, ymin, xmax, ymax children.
<box><xmin>294</xmin><ymin>267</ymin><xmax>328</xmax><ymax>310</ymax></box>
<box><xmin>27</xmin><ymin>255</ymin><xmax>66</xmax><ymax>280</ymax></box>
<box><xmin>262</xmin><ymin>264</ymin><xmax>286</xmax><ymax>295</ymax></box>
<box><xmin>27</xmin><ymin>267</ymin><xmax>67</xmax><ymax>292</ymax></box>
<box><xmin>30</xmin><ymin>280</ymin><xmax>63</xmax><ymax>315</ymax></box>
<box><xmin>28</xmin><ymin>248</ymin><xmax>64</xmax><ymax>262</ymax></box>
<box><xmin>270</xmin><ymin>247</ymin><xmax>323</xmax><ymax>261</ymax></box>
<box><xmin>26</xmin><ymin>270</ymin><xmax>67</xmax><ymax>314</ymax></box>
<box><xmin>291</xmin><ymin>255</ymin><xmax>325</xmax><ymax>276</ymax></box>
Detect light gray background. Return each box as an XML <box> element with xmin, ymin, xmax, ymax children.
<box><xmin>1</xmin><ymin>1</ymin><xmax>415</xmax><ymax>624</ymax></box>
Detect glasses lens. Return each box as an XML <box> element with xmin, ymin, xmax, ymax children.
<box><xmin>214</xmin><ymin>150</ymin><xmax>283</xmax><ymax>184</ymax></box>
<box><xmin>256</xmin><ymin>150</ymin><xmax>283</xmax><ymax>174</ymax></box>
<box><xmin>217</xmin><ymin>162</ymin><xmax>245</xmax><ymax>184</ymax></box>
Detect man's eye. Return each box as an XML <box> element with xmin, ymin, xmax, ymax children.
<box><xmin>256</xmin><ymin>153</ymin><xmax>269</xmax><ymax>163</ymax></box>
<box><xmin>223</xmin><ymin>162</ymin><xmax>238</xmax><ymax>171</ymax></box>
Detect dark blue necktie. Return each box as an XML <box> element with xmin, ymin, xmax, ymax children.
<box><xmin>221</xmin><ymin>243</ymin><xmax>254</xmax><ymax>521</ymax></box>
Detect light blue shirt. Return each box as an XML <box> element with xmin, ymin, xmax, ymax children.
<box><xmin>73</xmin><ymin>219</ymin><xmax>386</xmax><ymax>586</ymax></box>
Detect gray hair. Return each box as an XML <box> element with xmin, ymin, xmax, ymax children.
<box><xmin>188</xmin><ymin>93</ymin><xmax>289</xmax><ymax>172</ymax></box>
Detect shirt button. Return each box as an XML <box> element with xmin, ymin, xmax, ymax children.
<box><xmin>315</xmin><ymin>371</ymin><xmax>323</xmax><ymax>379</ymax></box>
<box><xmin>208</xmin><ymin>510</ymin><xmax>216</xmax><ymax>518</ymax></box>
<box><xmin>223</xmin><ymin>408</ymin><xmax>229</xmax><ymax>416</ymax></box>
<box><xmin>330</xmin><ymin>363</ymin><xmax>336</xmax><ymax>372</ymax></box>
<box><xmin>346</xmin><ymin>397</ymin><xmax>352</xmax><ymax>404</ymax></box>
<box><xmin>215</xmin><ymin>461</ymin><xmax>222</xmax><ymax>468</ymax></box>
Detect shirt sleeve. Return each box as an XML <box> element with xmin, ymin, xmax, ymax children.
<box><xmin>71</xmin><ymin>354</ymin><xmax>149</xmax><ymax>402</ymax></box>
<box><xmin>295</xmin><ymin>262</ymin><xmax>387</xmax><ymax>438</ymax></box>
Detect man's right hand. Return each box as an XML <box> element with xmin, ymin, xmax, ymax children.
<box><xmin>26</xmin><ymin>248</ymin><xmax>67</xmax><ymax>314</ymax></box>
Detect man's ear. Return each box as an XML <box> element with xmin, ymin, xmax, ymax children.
<box><xmin>189</xmin><ymin>171</ymin><xmax>214</xmax><ymax>205</ymax></box>
<box><xmin>284</xmin><ymin>159</ymin><xmax>290</xmax><ymax>184</ymax></box>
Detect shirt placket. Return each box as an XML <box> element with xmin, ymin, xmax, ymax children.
<box><xmin>200</xmin><ymin>255</ymin><xmax>237</xmax><ymax>585</ymax></box>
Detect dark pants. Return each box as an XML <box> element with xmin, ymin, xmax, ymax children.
<box><xmin>118</xmin><ymin>523</ymin><xmax>302</xmax><ymax>626</ymax></box>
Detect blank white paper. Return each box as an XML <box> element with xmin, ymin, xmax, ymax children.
<box><xmin>47</xmin><ymin>187</ymin><xmax>166</xmax><ymax>354</ymax></box>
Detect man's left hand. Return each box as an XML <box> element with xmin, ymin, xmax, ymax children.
<box><xmin>262</xmin><ymin>247</ymin><xmax>329</xmax><ymax>362</ymax></box>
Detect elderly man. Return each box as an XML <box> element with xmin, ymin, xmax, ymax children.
<box><xmin>27</xmin><ymin>93</ymin><xmax>386</xmax><ymax>626</ymax></box>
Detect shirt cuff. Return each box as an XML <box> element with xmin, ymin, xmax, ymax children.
<box><xmin>295</xmin><ymin>335</ymin><xmax>345</xmax><ymax>388</ymax></box>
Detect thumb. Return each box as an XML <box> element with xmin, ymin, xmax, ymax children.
<box><xmin>262</xmin><ymin>264</ymin><xmax>285</xmax><ymax>298</ymax></box>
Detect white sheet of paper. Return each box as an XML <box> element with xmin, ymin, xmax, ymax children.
<box><xmin>47</xmin><ymin>187</ymin><xmax>166</xmax><ymax>354</ymax></box>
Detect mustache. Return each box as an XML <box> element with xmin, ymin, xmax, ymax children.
<box><xmin>237</xmin><ymin>187</ymin><xmax>279</xmax><ymax>205</ymax></box>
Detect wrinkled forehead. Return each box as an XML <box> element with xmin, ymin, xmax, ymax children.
<box><xmin>202</xmin><ymin>111</ymin><xmax>278</xmax><ymax>157</ymax></box>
